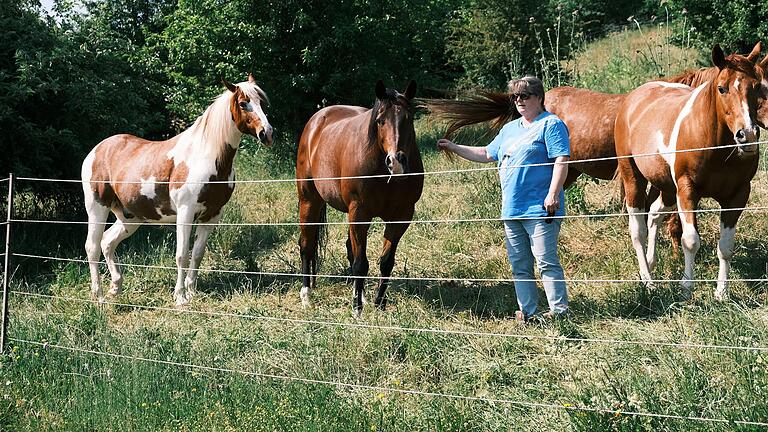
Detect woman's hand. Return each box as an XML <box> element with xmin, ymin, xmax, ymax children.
<box><xmin>437</xmin><ymin>138</ymin><xmax>455</xmax><ymax>152</ymax></box>
<box><xmin>543</xmin><ymin>192</ymin><xmax>560</xmax><ymax>214</ymax></box>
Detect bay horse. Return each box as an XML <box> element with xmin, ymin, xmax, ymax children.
<box><xmin>296</xmin><ymin>80</ymin><xmax>423</xmax><ymax>316</ymax></box>
<box><xmin>615</xmin><ymin>45</ymin><xmax>764</xmax><ymax>300</ymax></box>
<box><xmin>81</xmin><ymin>74</ymin><xmax>273</xmax><ymax>306</ymax></box>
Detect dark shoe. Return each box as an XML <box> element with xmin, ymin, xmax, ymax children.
<box><xmin>541</xmin><ymin>310</ymin><xmax>572</xmax><ymax>321</ymax></box>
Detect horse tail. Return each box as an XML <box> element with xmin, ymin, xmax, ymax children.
<box><xmin>316</xmin><ymin>205</ymin><xmax>328</xmax><ymax>268</ymax></box>
<box><xmin>667</xmin><ymin>214</ymin><xmax>682</xmax><ymax>257</ymax></box>
<box><xmin>417</xmin><ymin>92</ymin><xmax>520</xmax><ymax>157</ymax></box>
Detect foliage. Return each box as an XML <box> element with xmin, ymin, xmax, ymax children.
<box><xmin>664</xmin><ymin>0</ymin><xmax>768</xmax><ymax>54</ymax></box>
<box><xmin>0</xmin><ymin>0</ymin><xmax>168</xmax><ymax>193</ymax></box>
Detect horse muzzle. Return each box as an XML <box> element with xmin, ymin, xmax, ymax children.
<box><xmin>385</xmin><ymin>151</ymin><xmax>409</xmax><ymax>175</ymax></box>
<box><xmin>258</xmin><ymin>125</ymin><xmax>274</xmax><ymax>147</ymax></box>
<box><xmin>735</xmin><ymin>126</ymin><xmax>760</xmax><ymax>154</ymax></box>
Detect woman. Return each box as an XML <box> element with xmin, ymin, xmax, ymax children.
<box><xmin>437</xmin><ymin>75</ymin><xmax>571</xmax><ymax>322</ymax></box>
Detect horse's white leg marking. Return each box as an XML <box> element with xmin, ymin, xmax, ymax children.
<box><xmin>84</xmin><ymin>197</ymin><xmax>109</xmax><ymax>301</ymax></box>
<box><xmin>677</xmin><ymin>210</ymin><xmax>700</xmax><ymax>299</ymax></box>
<box><xmin>300</xmin><ymin>285</ymin><xmax>311</xmax><ymax>308</ymax></box>
<box><xmin>627</xmin><ymin>206</ymin><xmax>654</xmax><ymax>286</ymax></box>
<box><xmin>174</xmin><ymin>205</ymin><xmax>195</xmax><ymax>306</ymax></box>
<box><xmin>184</xmin><ymin>214</ymin><xmax>220</xmax><ymax>299</ymax></box>
<box><xmin>101</xmin><ymin>218</ymin><xmax>140</xmax><ymax>297</ymax></box>
<box><xmin>715</xmin><ymin>223</ymin><xmax>736</xmax><ymax>301</ymax></box>
<box><xmin>82</xmin><ymin>150</ymin><xmax>109</xmax><ymax>301</ymax></box>
<box><xmin>646</xmin><ymin>195</ymin><xmax>674</xmax><ymax>273</ymax></box>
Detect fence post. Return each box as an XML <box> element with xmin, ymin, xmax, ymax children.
<box><xmin>1</xmin><ymin>173</ymin><xmax>14</xmax><ymax>354</ymax></box>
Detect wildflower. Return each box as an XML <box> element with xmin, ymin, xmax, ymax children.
<box><xmin>529</xmin><ymin>17</ymin><xmax>535</xmax><ymax>23</ymax></box>
<box><xmin>141</xmin><ymin>402</ymin><xmax>148</xmax><ymax>408</ymax></box>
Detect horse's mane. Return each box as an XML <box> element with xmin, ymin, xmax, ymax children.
<box><xmin>660</xmin><ymin>67</ymin><xmax>719</xmax><ymax>87</ymax></box>
<box><xmin>416</xmin><ymin>91</ymin><xmax>520</xmax><ymax>139</ymax></box>
<box><xmin>367</xmin><ymin>88</ymin><xmax>414</xmax><ymax>147</ymax></box>
<box><xmin>186</xmin><ymin>80</ymin><xmax>268</xmax><ymax>160</ymax></box>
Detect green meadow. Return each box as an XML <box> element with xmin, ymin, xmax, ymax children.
<box><xmin>3</xmin><ymin>28</ymin><xmax>768</xmax><ymax>431</ymax></box>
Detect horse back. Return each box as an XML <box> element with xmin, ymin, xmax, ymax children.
<box><xmin>297</xmin><ymin>105</ymin><xmax>371</xmax><ymax>210</ymax></box>
<box><xmin>83</xmin><ymin>133</ymin><xmax>184</xmax><ymax>220</ymax></box>
<box><xmin>546</xmin><ymin>87</ymin><xmax>626</xmax><ymax>180</ymax></box>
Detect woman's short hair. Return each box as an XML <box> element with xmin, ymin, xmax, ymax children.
<box><xmin>508</xmin><ymin>75</ymin><xmax>545</xmax><ymax>104</ymax></box>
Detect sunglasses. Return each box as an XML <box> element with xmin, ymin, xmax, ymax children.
<box><xmin>511</xmin><ymin>92</ymin><xmax>532</xmax><ymax>101</ymax></box>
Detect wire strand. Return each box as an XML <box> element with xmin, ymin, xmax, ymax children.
<box><xmin>11</xmin><ymin>252</ymin><xmax>768</xmax><ymax>284</ymax></box>
<box><xmin>8</xmin><ymin>338</ymin><xmax>768</xmax><ymax>427</ymax></box>
<box><xmin>9</xmin><ymin>205</ymin><xmax>768</xmax><ymax>227</ymax></box>
<box><xmin>12</xmin><ymin>291</ymin><xmax>768</xmax><ymax>352</ymax></box>
<box><xmin>15</xmin><ymin>141</ymin><xmax>766</xmax><ymax>185</ymax></box>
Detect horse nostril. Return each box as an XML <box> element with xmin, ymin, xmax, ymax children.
<box><xmin>386</xmin><ymin>155</ymin><xmax>394</xmax><ymax>167</ymax></box>
<box><xmin>736</xmin><ymin>129</ymin><xmax>746</xmax><ymax>142</ymax></box>
<box><xmin>258</xmin><ymin>130</ymin><xmax>267</xmax><ymax>142</ymax></box>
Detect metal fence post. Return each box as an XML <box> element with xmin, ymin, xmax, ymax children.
<box><xmin>1</xmin><ymin>173</ymin><xmax>14</xmax><ymax>354</ymax></box>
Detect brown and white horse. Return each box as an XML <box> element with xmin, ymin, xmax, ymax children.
<box><xmin>81</xmin><ymin>74</ymin><xmax>273</xmax><ymax>306</ymax></box>
<box><xmin>296</xmin><ymin>80</ymin><xmax>423</xmax><ymax>316</ymax></box>
<box><xmin>615</xmin><ymin>45</ymin><xmax>764</xmax><ymax>300</ymax></box>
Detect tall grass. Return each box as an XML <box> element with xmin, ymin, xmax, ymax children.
<box><xmin>3</xmin><ymin>31</ymin><xmax>768</xmax><ymax>431</ymax></box>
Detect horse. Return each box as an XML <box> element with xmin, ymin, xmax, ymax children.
<box><xmin>615</xmin><ymin>44</ymin><xmax>764</xmax><ymax>300</ymax></box>
<box><xmin>419</xmin><ymin>42</ymin><xmax>766</xmax><ymax>191</ymax></box>
<box><xmin>296</xmin><ymin>80</ymin><xmax>422</xmax><ymax>316</ymax></box>
<box><xmin>81</xmin><ymin>74</ymin><xmax>273</xmax><ymax>306</ymax></box>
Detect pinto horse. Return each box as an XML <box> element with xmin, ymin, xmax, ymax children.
<box><xmin>615</xmin><ymin>45</ymin><xmax>763</xmax><ymax>300</ymax></box>
<box><xmin>296</xmin><ymin>80</ymin><xmax>422</xmax><ymax>316</ymax></box>
<box><xmin>82</xmin><ymin>75</ymin><xmax>273</xmax><ymax>306</ymax></box>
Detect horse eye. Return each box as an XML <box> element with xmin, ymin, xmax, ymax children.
<box><xmin>239</xmin><ymin>101</ymin><xmax>248</xmax><ymax>109</ymax></box>
<box><xmin>376</xmin><ymin>118</ymin><xmax>385</xmax><ymax>126</ymax></box>
<box><xmin>718</xmin><ymin>86</ymin><xmax>727</xmax><ymax>94</ymax></box>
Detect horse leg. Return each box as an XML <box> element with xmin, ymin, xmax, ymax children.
<box><xmin>101</xmin><ymin>217</ymin><xmax>140</xmax><ymax>298</ymax></box>
<box><xmin>348</xmin><ymin>204</ymin><xmax>371</xmax><ymax>318</ymax></box>
<box><xmin>173</xmin><ymin>207</ymin><xmax>195</xmax><ymax>306</ymax></box>
<box><xmin>714</xmin><ymin>186</ymin><xmax>750</xmax><ymax>300</ymax></box>
<box><xmin>618</xmin><ymin>158</ymin><xmax>653</xmax><ymax>286</ymax></box>
<box><xmin>84</xmin><ymin>198</ymin><xmax>109</xmax><ymax>301</ymax></box>
<box><xmin>676</xmin><ymin>178</ymin><xmax>700</xmax><ymax>300</ymax></box>
<box><xmin>374</xmin><ymin>217</ymin><xmax>412</xmax><ymax>310</ymax></box>
<box><xmin>183</xmin><ymin>214</ymin><xmax>220</xmax><ymax>300</ymax></box>
<box><xmin>298</xmin><ymin>198</ymin><xmax>325</xmax><ymax>308</ymax></box>
<box><xmin>645</xmin><ymin>191</ymin><xmax>676</xmax><ymax>272</ymax></box>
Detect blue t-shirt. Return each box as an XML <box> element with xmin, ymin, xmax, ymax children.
<box><xmin>485</xmin><ymin>111</ymin><xmax>570</xmax><ymax>219</ymax></box>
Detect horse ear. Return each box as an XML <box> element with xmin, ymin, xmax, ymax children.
<box><xmin>712</xmin><ymin>44</ymin><xmax>727</xmax><ymax>69</ymax></box>
<box><xmin>222</xmin><ymin>78</ymin><xmax>238</xmax><ymax>93</ymax></box>
<box><xmin>747</xmin><ymin>41</ymin><xmax>762</xmax><ymax>62</ymax></box>
<box><xmin>760</xmin><ymin>53</ymin><xmax>768</xmax><ymax>70</ymax></box>
<box><xmin>404</xmin><ymin>80</ymin><xmax>417</xmax><ymax>100</ymax></box>
<box><xmin>247</xmin><ymin>73</ymin><xmax>256</xmax><ymax>83</ymax></box>
<box><xmin>375</xmin><ymin>80</ymin><xmax>387</xmax><ymax>100</ymax></box>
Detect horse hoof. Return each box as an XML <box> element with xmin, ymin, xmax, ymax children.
<box><xmin>300</xmin><ymin>287</ymin><xmax>311</xmax><ymax>308</ymax></box>
<box><xmin>352</xmin><ymin>307</ymin><xmax>362</xmax><ymax>319</ymax></box>
<box><xmin>174</xmin><ymin>294</ymin><xmax>190</xmax><ymax>307</ymax></box>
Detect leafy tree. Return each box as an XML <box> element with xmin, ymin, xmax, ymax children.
<box><xmin>664</xmin><ymin>0</ymin><xmax>768</xmax><ymax>54</ymax></box>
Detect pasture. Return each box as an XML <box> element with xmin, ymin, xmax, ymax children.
<box><xmin>2</xmin><ymin>118</ymin><xmax>768</xmax><ymax>431</ymax></box>
<box><xmin>3</xmin><ymin>15</ymin><xmax>768</xmax><ymax>431</ymax></box>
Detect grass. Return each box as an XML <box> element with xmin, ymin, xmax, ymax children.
<box><xmin>4</xmin><ymin>34</ymin><xmax>768</xmax><ymax>431</ymax></box>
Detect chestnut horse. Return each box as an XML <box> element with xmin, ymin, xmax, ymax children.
<box><xmin>296</xmin><ymin>80</ymin><xmax>422</xmax><ymax>316</ymax></box>
<box><xmin>615</xmin><ymin>45</ymin><xmax>764</xmax><ymax>300</ymax></box>
<box><xmin>82</xmin><ymin>75</ymin><xmax>273</xmax><ymax>306</ymax></box>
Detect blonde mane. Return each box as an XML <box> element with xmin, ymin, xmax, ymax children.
<box><xmin>184</xmin><ymin>81</ymin><xmax>269</xmax><ymax>160</ymax></box>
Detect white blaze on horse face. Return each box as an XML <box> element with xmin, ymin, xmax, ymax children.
<box><xmin>140</xmin><ymin>176</ymin><xmax>157</xmax><ymax>199</ymax></box>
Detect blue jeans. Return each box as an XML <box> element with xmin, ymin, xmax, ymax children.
<box><xmin>503</xmin><ymin>219</ymin><xmax>568</xmax><ymax>317</ymax></box>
